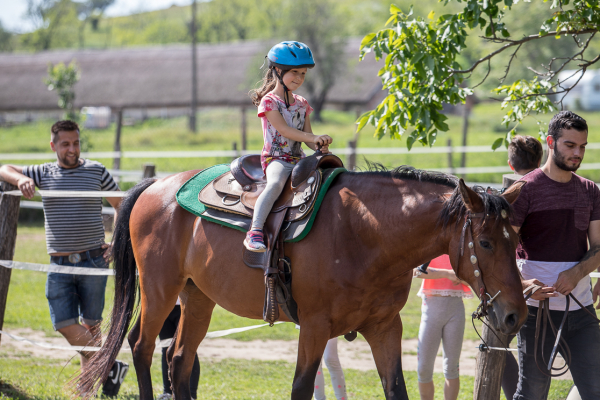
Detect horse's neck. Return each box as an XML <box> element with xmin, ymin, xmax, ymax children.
<box><xmin>339</xmin><ymin>174</ymin><xmax>453</xmax><ymax>271</ymax></box>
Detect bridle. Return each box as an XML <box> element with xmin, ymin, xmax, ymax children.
<box><xmin>458</xmin><ymin>211</ymin><xmax>504</xmax><ymax>319</ymax></box>
<box><xmin>458</xmin><ymin>210</ymin><xmax>517</xmax><ymax>357</ymax></box>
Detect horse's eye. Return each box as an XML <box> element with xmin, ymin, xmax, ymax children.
<box><xmin>479</xmin><ymin>240</ymin><xmax>492</xmax><ymax>250</ymax></box>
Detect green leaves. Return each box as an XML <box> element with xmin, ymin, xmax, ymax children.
<box><xmin>357</xmin><ymin>0</ymin><xmax>600</xmax><ymax>150</ymax></box>
<box><xmin>357</xmin><ymin>5</ymin><xmax>470</xmax><ymax>147</ymax></box>
<box><xmin>44</xmin><ymin>60</ymin><xmax>80</xmax><ymax>121</ymax></box>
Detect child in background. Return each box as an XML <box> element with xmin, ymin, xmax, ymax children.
<box><xmin>314</xmin><ymin>337</ymin><xmax>347</xmax><ymax>400</ymax></box>
<box><xmin>245</xmin><ymin>41</ymin><xmax>333</xmax><ymax>252</ymax></box>
<box><xmin>502</xmin><ymin>135</ymin><xmax>543</xmax><ymax>400</ymax></box>
<box><xmin>414</xmin><ymin>255</ymin><xmax>472</xmax><ymax>400</ymax></box>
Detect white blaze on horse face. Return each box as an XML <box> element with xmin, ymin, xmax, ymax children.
<box><xmin>503</xmin><ymin>226</ymin><xmax>510</xmax><ymax>240</ymax></box>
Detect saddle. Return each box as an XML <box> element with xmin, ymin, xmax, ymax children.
<box><xmin>198</xmin><ymin>150</ymin><xmax>344</xmax><ymax>326</ymax></box>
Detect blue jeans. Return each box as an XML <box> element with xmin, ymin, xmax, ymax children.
<box><xmin>514</xmin><ymin>305</ymin><xmax>600</xmax><ymax>400</ymax></box>
<box><xmin>46</xmin><ymin>253</ymin><xmax>108</xmax><ymax>330</ymax></box>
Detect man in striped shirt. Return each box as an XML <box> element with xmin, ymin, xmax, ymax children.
<box><xmin>0</xmin><ymin>120</ymin><xmax>127</xmax><ymax>396</ymax></box>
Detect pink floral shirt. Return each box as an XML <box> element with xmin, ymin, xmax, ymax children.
<box><xmin>257</xmin><ymin>93</ymin><xmax>313</xmax><ymax>172</ymax></box>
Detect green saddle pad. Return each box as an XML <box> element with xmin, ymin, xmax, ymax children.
<box><xmin>175</xmin><ymin>164</ymin><xmax>346</xmax><ymax>242</ymax></box>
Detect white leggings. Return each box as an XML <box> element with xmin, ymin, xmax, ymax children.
<box><xmin>417</xmin><ymin>296</ymin><xmax>465</xmax><ymax>383</ymax></box>
<box><xmin>314</xmin><ymin>337</ymin><xmax>347</xmax><ymax>400</ymax></box>
<box><xmin>252</xmin><ymin>160</ymin><xmax>295</xmax><ymax>230</ymax></box>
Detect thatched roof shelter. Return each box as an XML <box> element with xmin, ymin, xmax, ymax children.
<box><xmin>0</xmin><ymin>38</ymin><xmax>383</xmax><ymax>112</ymax></box>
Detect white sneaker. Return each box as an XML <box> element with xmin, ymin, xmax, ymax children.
<box><xmin>157</xmin><ymin>393</ymin><xmax>172</xmax><ymax>400</ymax></box>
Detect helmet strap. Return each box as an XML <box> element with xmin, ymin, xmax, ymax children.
<box><xmin>272</xmin><ymin>67</ymin><xmax>292</xmax><ymax>108</ymax></box>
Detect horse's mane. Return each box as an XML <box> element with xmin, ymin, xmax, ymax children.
<box><xmin>352</xmin><ymin>162</ymin><xmax>458</xmax><ymax>188</ymax></box>
<box><xmin>351</xmin><ymin>162</ymin><xmax>510</xmax><ymax>229</ymax></box>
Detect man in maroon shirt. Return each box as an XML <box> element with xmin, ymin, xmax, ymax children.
<box><xmin>511</xmin><ymin>111</ymin><xmax>600</xmax><ymax>400</ymax></box>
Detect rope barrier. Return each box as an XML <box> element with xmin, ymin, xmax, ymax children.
<box><xmin>0</xmin><ymin>322</ymin><xmax>284</xmax><ymax>353</ymax></box>
<box><xmin>1</xmin><ymin>190</ymin><xmax>126</xmax><ymax>198</ymax></box>
<box><xmin>0</xmin><ymin>257</ymin><xmax>285</xmax><ymax>353</ymax></box>
<box><xmin>0</xmin><ymin>260</ymin><xmax>115</xmax><ymax>275</ymax></box>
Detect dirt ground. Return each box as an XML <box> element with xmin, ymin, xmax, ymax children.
<box><xmin>0</xmin><ymin>327</ymin><xmax>573</xmax><ymax>380</ymax></box>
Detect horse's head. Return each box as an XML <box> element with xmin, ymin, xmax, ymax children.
<box><xmin>444</xmin><ymin>179</ymin><xmax>527</xmax><ymax>335</ymax></box>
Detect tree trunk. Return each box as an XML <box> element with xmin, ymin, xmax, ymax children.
<box><xmin>473</xmin><ymin>323</ymin><xmax>508</xmax><ymax>400</ymax></box>
<box><xmin>0</xmin><ymin>182</ymin><xmax>20</xmax><ymax>345</ymax></box>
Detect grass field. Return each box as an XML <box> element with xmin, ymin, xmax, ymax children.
<box><xmin>3</xmin><ymin>104</ymin><xmax>600</xmax><ymax>184</ymax></box>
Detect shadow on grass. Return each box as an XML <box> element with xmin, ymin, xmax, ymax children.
<box><xmin>0</xmin><ymin>380</ymin><xmax>34</xmax><ymax>400</ymax></box>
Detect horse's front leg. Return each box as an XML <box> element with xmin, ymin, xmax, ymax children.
<box><xmin>361</xmin><ymin>313</ymin><xmax>408</xmax><ymax>400</ymax></box>
<box><xmin>291</xmin><ymin>320</ymin><xmax>330</xmax><ymax>400</ymax></box>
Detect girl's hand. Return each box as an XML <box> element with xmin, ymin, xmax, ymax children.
<box><xmin>312</xmin><ymin>135</ymin><xmax>333</xmax><ymax>146</ymax></box>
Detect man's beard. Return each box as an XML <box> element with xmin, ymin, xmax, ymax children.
<box><xmin>58</xmin><ymin>153</ymin><xmax>79</xmax><ymax>167</ymax></box>
<box><xmin>553</xmin><ymin>146</ymin><xmax>581</xmax><ymax>172</ymax></box>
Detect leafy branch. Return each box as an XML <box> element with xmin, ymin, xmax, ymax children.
<box><xmin>357</xmin><ymin>0</ymin><xmax>600</xmax><ymax>149</ymax></box>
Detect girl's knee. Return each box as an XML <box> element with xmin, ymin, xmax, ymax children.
<box><xmin>323</xmin><ymin>357</ymin><xmax>342</xmax><ymax>372</ymax></box>
<box><xmin>443</xmin><ymin>364</ymin><xmax>460</xmax><ymax>380</ymax></box>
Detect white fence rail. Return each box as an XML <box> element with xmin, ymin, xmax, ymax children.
<box><xmin>6</xmin><ymin>142</ymin><xmax>600</xmax><ymax>160</ymax></box>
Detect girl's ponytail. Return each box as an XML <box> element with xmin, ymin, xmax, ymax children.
<box><xmin>249</xmin><ymin>68</ymin><xmax>277</xmax><ymax>107</ymax></box>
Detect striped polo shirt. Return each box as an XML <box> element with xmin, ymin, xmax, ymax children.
<box><xmin>511</xmin><ymin>168</ymin><xmax>600</xmax><ymax>310</ymax></box>
<box><xmin>22</xmin><ymin>159</ymin><xmax>119</xmax><ymax>254</ymax></box>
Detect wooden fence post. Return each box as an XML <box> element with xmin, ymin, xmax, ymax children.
<box><xmin>232</xmin><ymin>142</ymin><xmax>239</xmax><ymax>161</ymax></box>
<box><xmin>473</xmin><ymin>323</ymin><xmax>508</xmax><ymax>400</ymax></box>
<box><xmin>447</xmin><ymin>139</ymin><xmax>454</xmax><ymax>175</ymax></box>
<box><xmin>143</xmin><ymin>163</ymin><xmax>156</xmax><ymax>178</ymax></box>
<box><xmin>347</xmin><ymin>140</ymin><xmax>357</xmax><ymax>171</ymax></box>
<box><xmin>0</xmin><ymin>182</ymin><xmax>20</xmax><ymax>345</ymax></box>
<box><xmin>240</xmin><ymin>107</ymin><xmax>247</xmax><ymax>152</ymax></box>
<box><xmin>113</xmin><ymin>109</ymin><xmax>123</xmax><ymax>173</ymax></box>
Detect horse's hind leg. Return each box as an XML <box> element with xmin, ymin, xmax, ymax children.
<box><xmin>169</xmin><ymin>280</ymin><xmax>216</xmax><ymax>400</ymax></box>
<box><xmin>291</xmin><ymin>319</ymin><xmax>330</xmax><ymax>400</ymax></box>
<box><xmin>361</xmin><ymin>313</ymin><xmax>408</xmax><ymax>400</ymax></box>
<box><xmin>129</xmin><ymin>283</ymin><xmax>182</xmax><ymax>400</ymax></box>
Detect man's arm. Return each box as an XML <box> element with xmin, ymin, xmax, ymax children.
<box><xmin>554</xmin><ymin>220</ymin><xmax>600</xmax><ymax>296</ymax></box>
<box><xmin>593</xmin><ymin>265</ymin><xmax>600</xmax><ymax>309</ymax></box>
<box><xmin>0</xmin><ymin>164</ymin><xmax>36</xmax><ymax>199</ymax></box>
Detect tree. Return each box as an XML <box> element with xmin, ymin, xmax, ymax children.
<box><xmin>284</xmin><ymin>0</ymin><xmax>348</xmax><ymax>122</ymax></box>
<box><xmin>45</xmin><ymin>60</ymin><xmax>80</xmax><ymax>121</ymax></box>
<box><xmin>0</xmin><ymin>22</ymin><xmax>14</xmax><ymax>52</ymax></box>
<box><xmin>75</xmin><ymin>0</ymin><xmax>115</xmax><ymax>48</ymax></box>
<box><xmin>357</xmin><ymin>1</ymin><xmax>600</xmax><ymax>149</ymax></box>
<box><xmin>24</xmin><ymin>0</ymin><xmax>74</xmax><ymax>51</ymax></box>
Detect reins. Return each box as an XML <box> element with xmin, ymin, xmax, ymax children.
<box><xmin>523</xmin><ymin>284</ymin><xmax>600</xmax><ymax>377</ymax></box>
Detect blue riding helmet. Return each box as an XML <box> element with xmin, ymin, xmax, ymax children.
<box><xmin>267</xmin><ymin>41</ymin><xmax>315</xmax><ymax>70</ymax></box>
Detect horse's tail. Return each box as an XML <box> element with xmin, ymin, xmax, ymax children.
<box><xmin>76</xmin><ymin>178</ymin><xmax>157</xmax><ymax>397</ymax></box>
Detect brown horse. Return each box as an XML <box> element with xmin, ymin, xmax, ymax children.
<box><xmin>79</xmin><ymin>165</ymin><xmax>527</xmax><ymax>400</ymax></box>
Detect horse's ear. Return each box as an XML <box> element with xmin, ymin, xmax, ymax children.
<box><xmin>501</xmin><ymin>181</ymin><xmax>526</xmax><ymax>205</ymax></box>
<box><xmin>458</xmin><ymin>179</ymin><xmax>484</xmax><ymax>213</ymax></box>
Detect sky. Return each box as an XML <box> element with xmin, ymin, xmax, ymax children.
<box><xmin>0</xmin><ymin>0</ymin><xmax>195</xmax><ymax>33</ymax></box>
